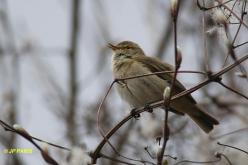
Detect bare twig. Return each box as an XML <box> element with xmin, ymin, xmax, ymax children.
<box><xmin>217</xmin><ymin>142</ymin><xmax>248</xmax><ymax>155</ymax></box>
<box><xmin>223</xmin><ymin>23</ymin><xmax>247</xmax><ymax>80</ymax></box>
<box><xmin>157</xmin><ymin>1</ymin><xmax>180</xmax><ymax>164</ymax></box>
<box><xmin>215</xmin><ymin>152</ymin><xmax>232</xmax><ymax>165</ymax></box>
<box><xmin>0</xmin><ymin>120</ymin><xmax>59</xmax><ymax>165</ymax></box>
<box><xmin>196</xmin><ymin>0</ymin><xmax>233</xmax><ymax>11</ymax></box>
<box><xmin>218</xmin><ymin>81</ymin><xmax>248</xmax><ymax>100</ymax></box>
<box><xmin>66</xmin><ymin>0</ymin><xmax>81</xmax><ymax>145</ymax></box>
<box><xmin>202</xmin><ymin>0</ymin><xmax>210</xmax><ymax>72</ymax></box>
<box><xmin>173</xmin><ymin>157</ymin><xmax>221</xmax><ymax>165</ymax></box>
<box><xmin>209</xmin><ymin>127</ymin><xmax>248</xmax><ymax>140</ymax></box>
<box><xmin>0</xmin><ymin>2</ymin><xmax>22</xmax><ymax>164</ymax></box>
<box><xmin>215</xmin><ymin>0</ymin><xmax>248</xmax><ymax>28</ymax></box>
<box><xmin>99</xmin><ymin>153</ymin><xmax>136</xmax><ymax>165</ymax></box>
<box><xmin>233</xmin><ymin>41</ymin><xmax>248</xmax><ymax>49</ymax></box>
<box><xmin>231</xmin><ymin>0</ymin><xmax>247</xmax><ymax>45</ymax></box>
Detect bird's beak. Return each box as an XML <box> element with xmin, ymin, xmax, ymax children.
<box><xmin>107</xmin><ymin>43</ymin><xmax>118</xmax><ymax>51</ymax></box>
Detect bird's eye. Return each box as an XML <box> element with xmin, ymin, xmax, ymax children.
<box><xmin>117</xmin><ymin>53</ymin><xmax>125</xmax><ymax>57</ymax></box>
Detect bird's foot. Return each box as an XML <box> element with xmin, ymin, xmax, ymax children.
<box><xmin>207</xmin><ymin>71</ymin><xmax>222</xmax><ymax>82</ymax></box>
<box><xmin>144</xmin><ymin>104</ymin><xmax>153</xmax><ymax>113</ymax></box>
<box><xmin>130</xmin><ymin>108</ymin><xmax>140</xmax><ymax>119</ymax></box>
<box><xmin>156</xmin><ymin>136</ymin><xmax>162</xmax><ymax>145</ymax></box>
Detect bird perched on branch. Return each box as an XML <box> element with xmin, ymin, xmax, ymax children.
<box><xmin>108</xmin><ymin>41</ymin><xmax>219</xmax><ymax>133</ymax></box>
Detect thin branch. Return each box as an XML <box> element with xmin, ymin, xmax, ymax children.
<box><xmin>231</xmin><ymin>0</ymin><xmax>246</xmax><ymax>45</ymax></box>
<box><xmin>96</xmin><ymin>80</ymin><xmax>121</xmax><ymax>155</ymax></box>
<box><xmin>233</xmin><ymin>41</ymin><xmax>248</xmax><ymax>49</ymax></box>
<box><xmin>0</xmin><ymin>120</ymin><xmax>70</xmax><ymax>151</ymax></box>
<box><xmin>202</xmin><ymin>0</ymin><xmax>210</xmax><ymax>72</ymax></box>
<box><xmin>0</xmin><ymin>2</ymin><xmax>22</xmax><ymax>164</ymax></box>
<box><xmin>217</xmin><ymin>142</ymin><xmax>248</xmax><ymax>155</ymax></box>
<box><xmin>66</xmin><ymin>0</ymin><xmax>81</xmax><ymax>145</ymax></box>
<box><xmin>209</xmin><ymin>127</ymin><xmax>248</xmax><ymax>140</ymax></box>
<box><xmin>157</xmin><ymin>1</ymin><xmax>180</xmax><ymax>164</ymax></box>
<box><xmin>215</xmin><ymin>0</ymin><xmax>248</xmax><ymax>28</ymax></box>
<box><xmin>218</xmin><ymin>81</ymin><xmax>248</xmax><ymax>100</ymax></box>
<box><xmin>196</xmin><ymin>0</ymin><xmax>233</xmax><ymax>11</ymax></box>
<box><xmin>116</xmin><ymin>70</ymin><xmax>206</xmax><ymax>81</ymax></box>
<box><xmin>144</xmin><ymin>146</ymin><xmax>177</xmax><ymax>160</ymax></box>
<box><xmin>0</xmin><ymin>120</ymin><xmax>59</xmax><ymax>165</ymax></box>
<box><xmin>216</xmin><ymin>152</ymin><xmax>232</xmax><ymax>165</ymax></box>
<box><xmin>222</xmin><ymin>22</ymin><xmax>248</xmax><ymax>80</ymax></box>
<box><xmin>173</xmin><ymin>158</ymin><xmax>221</xmax><ymax>165</ymax></box>
<box><xmin>99</xmin><ymin>153</ymin><xmax>137</xmax><ymax>165</ymax></box>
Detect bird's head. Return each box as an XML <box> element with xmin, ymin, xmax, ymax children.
<box><xmin>108</xmin><ymin>41</ymin><xmax>145</xmax><ymax>60</ymax></box>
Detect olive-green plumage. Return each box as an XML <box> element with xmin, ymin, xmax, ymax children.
<box><xmin>109</xmin><ymin>41</ymin><xmax>219</xmax><ymax>133</ymax></box>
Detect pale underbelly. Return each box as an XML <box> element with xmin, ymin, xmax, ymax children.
<box><xmin>116</xmin><ymin>76</ymin><xmax>170</xmax><ymax>108</ymax></box>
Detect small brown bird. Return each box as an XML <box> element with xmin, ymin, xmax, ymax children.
<box><xmin>108</xmin><ymin>41</ymin><xmax>219</xmax><ymax>133</ymax></box>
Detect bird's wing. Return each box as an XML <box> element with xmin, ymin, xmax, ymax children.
<box><xmin>134</xmin><ymin>55</ymin><xmax>197</xmax><ymax>104</ymax></box>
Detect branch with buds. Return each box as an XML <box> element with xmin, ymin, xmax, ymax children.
<box><xmin>0</xmin><ymin>120</ymin><xmax>70</xmax><ymax>165</ymax></box>
<box><xmin>157</xmin><ymin>0</ymin><xmax>182</xmax><ymax>163</ymax></box>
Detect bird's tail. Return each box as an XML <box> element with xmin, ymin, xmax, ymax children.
<box><xmin>188</xmin><ymin>106</ymin><xmax>219</xmax><ymax>133</ymax></box>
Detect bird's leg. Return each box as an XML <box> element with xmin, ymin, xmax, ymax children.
<box><xmin>130</xmin><ymin>108</ymin><xmax>140</xmax><ymax>119</ymax></box>
<box><xmin>144</xmin><ymin>103</ymin><xmax>153</xmax><ymax>113</ymax></box>
<box><xmin>156</xmin><ymin>136</ymin><xmax>162</xmax><ymax>145</ymax></box>
<box><xmin>207</xmin><ymin>71</ymin><xmax>222</xmax><ymax>82</ymax></box>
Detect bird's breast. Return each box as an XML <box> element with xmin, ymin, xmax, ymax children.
<box><xmin>112</xmin><ymin>60</ymin><xmax>170</xmax><ymax>108</ymax></box>
<box><xmin>112</xmin><ymin>58</ymin><xmax>134</xmax><ymax>79</ymax></box>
